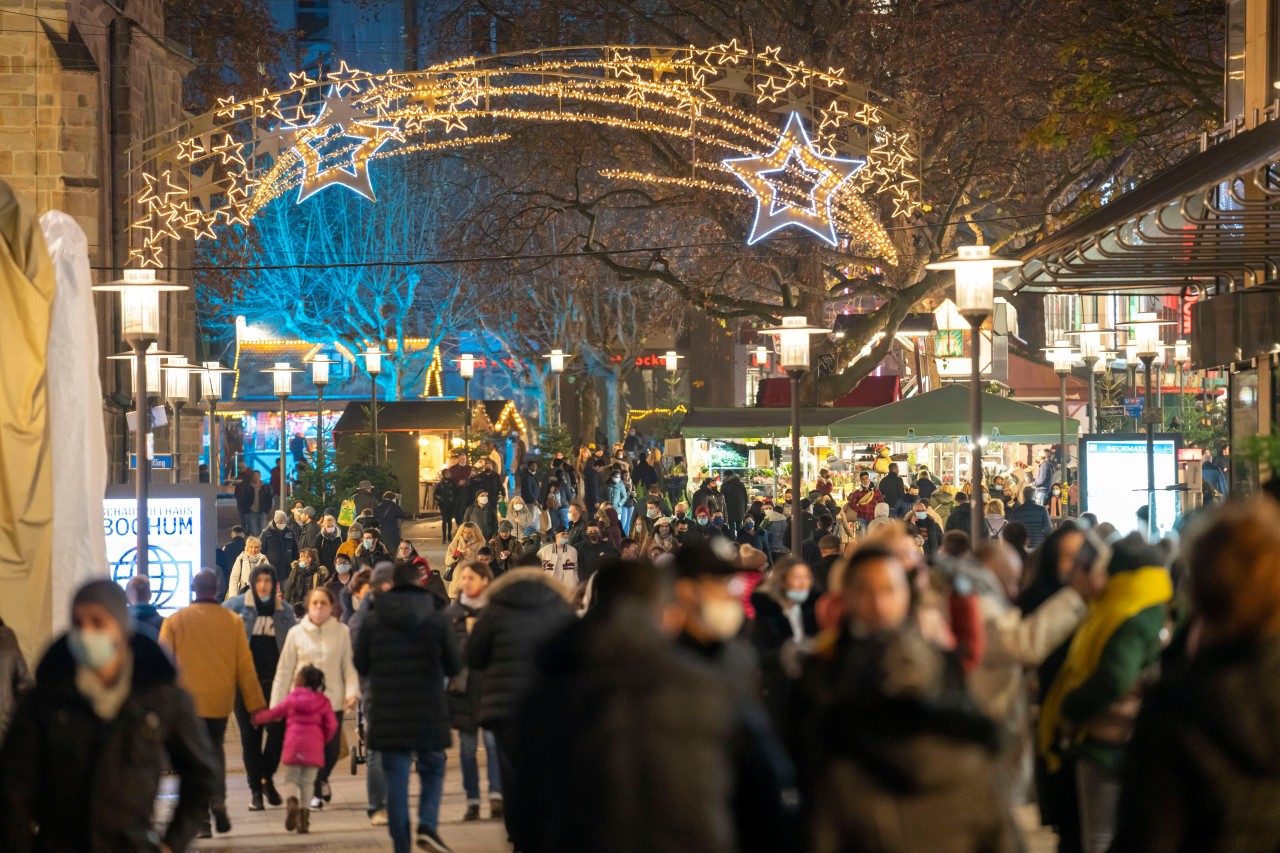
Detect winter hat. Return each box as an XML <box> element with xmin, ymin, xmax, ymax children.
<box><xmin>499</xmin><ymin>520</ymin><xmax>515</xmax><ymax>534</ymax></box>
<box><xmin>302</xmin><ymin>506</ymin><xmax>317</xmax><ymax>519</ymax></box>
<box><xmin>655</xmin><ymin>516</ymin><xmax>673</xmax><ymax>528</ymax></box>
<box><xmin>738</xmin><ymin>545</ymin><xmax>768</xmax><ymax>572</ymax></box>
<box><xmin>274</xmin><ymin>510</ymin><xmax>288</xmax><ymax>523</ymax></box>
<box><xmin>72</xmin><ymin>579</ymin><xmax>132</xmax><ymax>635</ymax></box>
<box><xmin>874</xmin><ymin>502</ymin><xmax>891</xmax><ymax>519</ymax></box>
<box><xmin>694</xmin><ymin>505</ymin><xmax>711</xmax><ymax>519</ymax></box>
<box><xmin>370</xmin><ymin>562</ymin><xmax>395</xmax><ymax>588</ymax></box>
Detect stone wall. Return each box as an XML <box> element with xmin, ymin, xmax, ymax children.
<box><xmin>0</xmin><ymin>0</ymin><xmax>202</xmax><ymax>484</ymax></box>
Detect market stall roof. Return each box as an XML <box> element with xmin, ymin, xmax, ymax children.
<box><xmin>681</xmin><ymin>407</ymin><xmax>867</xmax><ymax>439</ymax></box>
<box><xmin>826</xmin><ymin>385</ymin><xmax>1078</xmax><ymax>443</ymax></box>
<box><xmin>332</xmin><ymin>399</ymin><xmax>516</xmax><ymax>434</ymax></box>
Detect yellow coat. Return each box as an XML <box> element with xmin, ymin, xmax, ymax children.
<box><xmin>159</xmin><ymin>600</ymin><xmax>266</xmax><ymax>718</ymax></box>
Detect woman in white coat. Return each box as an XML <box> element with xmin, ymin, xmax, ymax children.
<box><xmin>271</xmin><ymin>586</ymin><xmax>360</xmax><ymax>810</ymax></box>
<box><xmin>226</xmin><ymin>536</ymin><xmax>270</xmax><ymax>600</ymax></box>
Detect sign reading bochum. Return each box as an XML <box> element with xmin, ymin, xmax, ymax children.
<box><xmin>723</xmin><ymin>112</ymin><xmax>865</xmax><ymax>247</ymax></box>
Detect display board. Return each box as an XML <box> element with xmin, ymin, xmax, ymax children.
<box><xmin>1079</xmin><ymin>434</ymin><xmax>1181</xmax><ymax>539</ymax></box>
<box><xmin>103</xmin><ymin>485</ymin><xmax>216</xmax><ymax>615</ymax></box>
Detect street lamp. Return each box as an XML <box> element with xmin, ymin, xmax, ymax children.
<box><xmin>261</xmin><ymin>362</ymin><xmax>300</xmax><ymax>508</ymax></box>
<box><xmin>927</xmin><ymin>245</ymin><xmax>1021</xmax><ymax>542</ymax></box>
<box><xmin>162</xmin><ymin>356</ymin><xmax>193</xmax><ymax>483</ymax></box>
<box><xmin>456</xmin><ymin>354</ymin><xmax>481</xmax><ymax>457</ymax></box>
<box><xmin>357</xmin><ymin>345</ymin><xmax>384</xmax><ymax>465</ymax></box>
<box><xmin>1067</xmin><ymin>322</ymin><xmax>1105</xmax><ymax>432</ymax></box>
<box><xmin>93</xmin><ymin>269</ymin><xmax>187</xmax><ymax>579</ymax></box>
<box><xmin>308</xmin><ymin>354</ymin><xmax>339</xmax><ymax>508</ymax></box>
<box><xmin>758</xmin><ymin>316</ymin><xmax>828</xmax><ymax>557</ymax></box>
<box><xmin>200</xmin><ymin>361</ymin><xmax>233</xmax><ymax>486</ymax></box>
<box><xmin>1045</xmin><ymin>340</ymin><xmax>1078</xmax><ymax>496</ymax></box>
<box><xmin>1126</xmin><ymin>312</ymin><xmax>1172</xmax><ymax>541</ymax></box>
<box><xmin>543</xmin><ymin>348</ymin><xmax>570</xmax><ymax>427</ymax></box>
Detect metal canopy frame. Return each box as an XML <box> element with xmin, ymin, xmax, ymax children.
<box><xmin>1008</xmin><ymin>118</ymin><xmax>1280</xmax><ymax>295</ymax></box>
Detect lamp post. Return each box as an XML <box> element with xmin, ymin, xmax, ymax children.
<box><xmin>759</xmin><ymin>316</ymin><xmax>828</xmax><ymax>557</ymax></box>
<box><xmin>1173</xmin><ymin>339</ymin><xmax>1190</xmax><ymax>421</ymax></box>
<box><xmin>543</xmin><ymin>348</ymin><xmax>570</xmax><ymax>427</ymax></box>
<box><xmin>162</xmin><ymin>356</ymin><xmax>192</xmax><ymax>483</ymax></box>
<box><xmin>309</xmin><ymin>355</ymin><xmax>338</xmax><ymax>508</ymax></box>
<box><xmin>93</xmin><ymin>269</ymin><xmax>187</xmax><ymax>579</ymax></box>
<box><xmin>1127</xmin><ymin>312</ymin><xmax>1171</xmax><ymax>541</ymax></box>
<box><xmin>357</xmin><ymin>345</ymin><xmax>384</xmax><ymax>466</ymax></box>
<box><xmin>1045</xmin><ymin>340</ymin><xmax>1078</xmax><ymax>492</ymax></box>
<box><xmin>927</xmin><ymin>245</ymin><xmax>1021</xmax><ymax>543</ymax></box>
<box><xmin>261</xmin><ymin>362</ymin><xmax>300</xmax><ymax>508</ymax></box>
<box><xmin>201</xmin><ymin>361</ymin><xmax>233</xmax><ymax>486</ymax></box>
<box><xmin>456</xmin><ymin>354</ymin><xmax>480</xmax><ymax>457</ymax></box>
<box><xmin>1068</xmin><ymin>322</ymin><xmax>1105</xmax><ymax>433</ymax></box>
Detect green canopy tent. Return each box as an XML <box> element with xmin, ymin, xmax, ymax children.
<box><xmin>680</xmin><ymin>407</ymin><xmax>866</xmax><ymax>439</ymax></box>
<box><xmin>826</xmin><ymin>385</ymin><xmax>1079</xmax><ymax>443</ymax></box>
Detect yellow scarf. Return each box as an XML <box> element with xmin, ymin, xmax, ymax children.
<box><xmin>1037</xmin><ymin>567</ymin><xmax>1172</xmax><ymax>772</ymax></box>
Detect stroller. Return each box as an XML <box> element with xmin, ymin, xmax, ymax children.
<box><xmin>349</xmin><ymin>699</ymin><xmax>368</xmax><ymax>774</ymax></box>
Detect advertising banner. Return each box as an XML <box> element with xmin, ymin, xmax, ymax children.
<box><xmin>1079</xmin><ymin>434</ymin><xmax>1181</xmax><ymax>539</ymax></box>
<box><xmin>103</xmin><ymin>488</ymin><xmax>212</xmax><ymax>615</ymax></box>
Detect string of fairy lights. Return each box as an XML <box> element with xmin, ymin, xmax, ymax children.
<box><xmin>124</xmin><ymin>44</ymin><xmax>920</xmax><ymax>269</ymax></box>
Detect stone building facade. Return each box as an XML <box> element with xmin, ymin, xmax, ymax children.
<box><xmin>0</xmin><ymin>0</ymin><xmax>201</xmax><ymax>484</ymax></box>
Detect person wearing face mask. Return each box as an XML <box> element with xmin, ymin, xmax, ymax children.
<box><xmin>912</xmin><ymin>500</ymin><xmax>944</xmax><ymax>560</ymax></box>
<box><xmin>688</xmin><ymin>505</ymin><xmax>714</xmax><ymax>544</ymax></box>
<box><xmin>488</xmin><ymin>520</ymin><xmax>520</xmax><ymax>575</ymax></box>
<box><xmin>463</xmin><ymin>489</ymin><xmax>498</xmax><ymax>540</ymax></box>
<box><xmin>272</xmin><ymin>587</ymin><xmax>360</xmax><ymax>812</ymax></box>
<box><xmin>989</xmin><ymin>475</ymin><xmax>1015</xmax><ymax>510</ymax></box>
<box><xmin>227</xmin><ymin>534</ymin><xmax>272</xmax><ymax>600</ymax></box>
<box><xmin>537</xmin><ymin>530</ymin><xmax>580</xmax><ymax>589</ymax></box>
<box><xmin>505</xmin><ymin>494</ymin><xmax>539</xmax><ymax>537</ymax></box>
<box><xmin>284</xmin><ymin>547</ymin><xmax>333</xmax><ymax>611</ymax></box>
<box><xmin>671</xmin><ymin>544</ymin><xmax>758</xmax><ymax>683</ymax></box>
<box><xmin>316</xmin><ymin>514</ymin><xmax>344</xmax><ymax>572</ymax></box>
<box><xmin>750</xmin><ymin>558</ymin><xmax>818</xmax><ymax>731</ymax></box>
<box><xmin>470</xmin><ymin>459</ymin><xmax>506</xmax><ymax>507</ymax></box>
<box><xmin>651</xmin><ymin>517</ymin><xmax>678</xmax><ymax>555</ymax></box>
<box><xmin>161</xmin><ymin>569</ymin><xmax>268</xmax><ymax>837</ymax></box>
<box><xmin>224</xmin><ymin>566</ymin><xmax>299</xmax><ymax>811</ymax></box>
<box><xmin>261</xmin><ymin>510</ymin><xmax>300</xmax><ymax>579</ymax></box>
<box><xmin>1049</xmin><ymin>483</ymin><xmax>1065</xmax><ymax>518</ymax></box>
<box><xmin>0</xmin><ymin>580</ymin><xmax>219</xmax><ymax>851</ymax></box>
<box><xmin>446</xmin><ymin>522</ymin><xmax>487</xmax><ymax>591</ymax></box>
<box><xmin>355</xmin><ymin>530</ymin><xmax>391</xmax><ymax>571</ymax></box>
<box><xmin>576</xmin><ymin>522</ymin><xmax>618</xmax><ymax>583</ymax></box>
<box><xmin>790</xmin><ymin>547</ymin><xmax>1015</xmax><ymax>852</ymax></box>
<box><xmin>336</xmin><ymin>521</ymin><xmax>364</xmax><ymax>561</ymax></box>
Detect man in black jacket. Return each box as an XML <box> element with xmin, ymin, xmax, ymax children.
<box><xmin>467</xmin><ymin>568</ymin><xmax>576</xmax><ymax>849</ymax></box>
<box><xmin>295</xmin><ymin>505</ymin><xmax>321</xmax><ymax>550</ymax></box>
<box><xmin>878</xmin><ymin>463</ymin><xmax>907</xmax><ymax>514</ymax></box>
<box><xmin>354</xmin><ymin>561</ymin><xmax>461</xmax><ymax>853</ymax></box>
<box><xmin>374</xmin><ymin>492</ymin><xmax>409</xmax><ymax>548</ymax></box>
<box><xmin>721</xmin><ymin>472</ymin><xmax>749</xmax><ymax>534</ymax></box>
<box><xmin>259</xmin><ymin>510</ymin><xmax>299</xmax><ymax>574</ymax></box>
<box><xmin>576</xmin><ymin>522</ymin><xmax>619</xmax><ymax>583</ymax></box>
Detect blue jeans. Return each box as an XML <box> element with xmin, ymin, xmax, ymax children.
<box><xmin>382</xmin><ymin>749</ymin><xmax>446</xmax><ymax>853</ymax></box>
<box><xmin>365</xmin><ymin>749</ymin><xmax>386</xmax><ymax>814</ymax></box>
<box><xmin>555</xmin><ymin>507</ymin><xmax>569</xmax><ymax>532</ymax></box>
<box><xmin>244</xmin><ymin>511</ymin><xmax>267</xmax><ymax>536</ymax></box>
<box><xmin>458</xmin><ymin>729</ymin><xmax>502</xmax><ymax>804</ymax></box>
<box><xmin>619</xmin><ymin>505</ymin><xmax>634</xmax><ymax>537</ymax></box>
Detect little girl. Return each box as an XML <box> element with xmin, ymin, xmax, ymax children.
<box><xmin>252</xmin><ymin>665</ymin><xmax>337</xmax><ymax>834</ymax></box>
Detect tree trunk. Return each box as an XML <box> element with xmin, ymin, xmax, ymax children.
<box><xmin>602</xmin><ymin>367</ymin><xmax>621</xmax><ymax>447</ymax></box>
<box><xmin>579</xmin><ymin>377</ymin><xmax>599</xmax><ymax>446</ymax></box>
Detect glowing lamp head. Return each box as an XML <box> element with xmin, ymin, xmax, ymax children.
<box><xmin>93</xmin><ymin>268</ymin><xmax>187</xmax><ymax>340</ymax></box>
<box><xmin>759</xmin><ymin>316</ymin><xmax>827</xmax><ymax>372</ymax></box>
<box><xmin>263</xmin><ymin>361</ymin><xmax>297</xmax><ymax>398</ymax></box>
<box><xmin>1128</xmin><ymin>312</ymin><xmax>1167</xmax><ymax>359</ymax></box>
<box><xmin>363</xmin><ymin>345</ymin><xmax>383</xmax><ymax>376</ymax></box>
<box><xmin>309</xmin><ymin>355</ymin><xmax>338</xmax><ymax>387</ymax></box>
<box><xmin>1094</xmin><ymin>352</ymin><xmax>1115</xmax><ymax>374</ymax></box>
<box><xmin>1044</xmin><ymin>340</ymin><xmax>1077</xmax><ymax>375</ymax></box>
<box><xmin>925</xmin><ymin>245</ymin><xmax>1020</xmax><ymax>317</ymax></box>
<box><xmin>163</xmin><ymin>356</ymin><xmax>191</xmax><ymax>403</ymax></box>
<box><xmin>201</xmin><ymin>360</ymin><xmax>230</xmax><ymax>401</ymax></box>
<box><xmin>1174</xmin><ymin>339</ymin><xmax>1190</xmax><ymax>364</ymax></box>
<box><xmin>543</xmin><ymin>349</ymin><xmax>569</xmax><ymax>373</ymax></box>
<box><xmin>1073</xmin><ymin>322</ymin><xmax>1103</xmax><ymax>361</ymax></box>
<box><xmin>456</xmin><ymin>353</ymin><xmax>479</xmax><ymax>379</ymax></box>
<box><xmin>663</xmin><ymin>351</ymin><xmax>681</xmax><ymax>372</ymax></box>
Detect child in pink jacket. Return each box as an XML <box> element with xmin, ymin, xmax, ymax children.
<box><xmin>253</xmin><ymin>665</ymin><xmax>338</xmax><ymax>833</ymax></box>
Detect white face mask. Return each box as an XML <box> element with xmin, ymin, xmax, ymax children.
<box><xmin>69</xmin><ymin>629</ymin><xmax>117</xmax><ymax>672</ymax></box>
<box><xmin>701</xmin><ymin>599</ymin><xmax>745</xmax><ymax>641</ymax></box>
<box><xmin>478</xmin><ymin>496</ymin><xmax>489</xmax><ymax>506</ymax></box>
<box><xmin>512</xmin><ymin>502</ymin><xmax>524</xmax><ymax>511</ymax></box>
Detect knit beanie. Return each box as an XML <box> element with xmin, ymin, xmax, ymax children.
<box><xmin>73</xmin><ymin>579</ymin><xmax>132</xmax><ymax>636</ymax></box>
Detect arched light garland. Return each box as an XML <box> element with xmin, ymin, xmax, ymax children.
<box><xmin>124</xmin><ymin>44</ymin><xmax>919</xmax><ymax>269</ymax></box>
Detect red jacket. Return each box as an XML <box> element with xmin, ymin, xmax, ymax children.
<box><xmin>847</xmin><ymin>487</ymin><xmax>883</xmax><ymax>521</ymax></box>
<box><xmin>253</xmin><ymin>687</ymin><xmax>338</xmax><ymax>768</ymax></box>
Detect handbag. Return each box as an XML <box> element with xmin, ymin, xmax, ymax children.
<box><xmin>337</xmin><ymin>498</ymin><xmax>356</xmax><ymax>527</ymax></box>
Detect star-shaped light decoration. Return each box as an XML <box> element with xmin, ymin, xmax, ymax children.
<box><xmin>723</xmin><ymin>112</ymin><xmax>864</xmax><ymax>246</ymax></box>
<box><xmin>293</xmin><ymin>86</ymin><xmax>403</xmax><ymax>203</ymax></box>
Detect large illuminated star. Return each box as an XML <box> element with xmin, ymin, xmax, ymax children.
<box><xmin>294</xmin><ymin>87</ymin><xmax>403</xmax><ymax>203</ymax></box>
<box><xmin>723</xmin><ymin>112</ymin><xmax>864</xmax><ymax>246</ymax></box>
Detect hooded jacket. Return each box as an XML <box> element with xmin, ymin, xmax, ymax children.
<box><xmin>353</xmin><ymin>585</ymin><xmax>461</xmax><ymax>751</ymax></box>
<box><xmin>0</xmin><ymin>634</ymin><xmax>219</xmax><ymax>853</ymax></box>
<box><xmin>252</xmin><ymin>685</ymin><xmax>338</xmax><ymax>768</ymax></box>
<box><xmin>1112</xmin><ymin>637</ymin><xmax>1280</xmax><ymax>852</ymax></box>
<box><xmin>465</xmin><ymin>569</ymin><xmax>576</xmax><ymax>725</ymax></box>
<box><xmin>929</xmin><ymin>489</ymin><xmax>957</xmax><ymax>525</ymax></box>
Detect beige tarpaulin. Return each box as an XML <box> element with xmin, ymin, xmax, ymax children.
<box><xmin>0</xmin><ymin>180</ymin><xmax>54</xmax><ymax>665</ymax></box>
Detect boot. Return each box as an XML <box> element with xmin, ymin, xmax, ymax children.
<box><xmin>263</xmin><ymin>778</ymin><xmax>283</xmax><ymax>807</ymax></box>
<box><xmin>490</xmin><ymin>797</ymin><xmax>504</xmax><ymax>820</ymax></box>
<box><xmin>285</xmin><ymin>797</ymin><xmax>299</xmax><ymax>832</ymax></box>
<box><xmin>298</xmin><ymin>807</ymin><xmax>310</xmax><ymax>834</ymax></box>
<box><xmin>463</xmin><ymin>804</ymin><xmax>480</xmax><ymax>821</ymax></box>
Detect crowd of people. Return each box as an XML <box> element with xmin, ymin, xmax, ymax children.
<box><xmin>4</xmin><ymin>435</ymin><xmax>1280</xmax><ymax>853</ymax></box>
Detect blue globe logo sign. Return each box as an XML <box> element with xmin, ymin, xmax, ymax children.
<box><xmin>111</xmin><ymin>545</ymin><xmax>191</xmax><ymax>610</ymax></box>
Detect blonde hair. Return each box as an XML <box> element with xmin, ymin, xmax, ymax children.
<box><xmin>245</xmin><ymin>535</ymin><xmax>261</xmax><ymax>548</ymax></box>
<box><xmin>985</xmin><ymin>499</ymin><xmax>1005</xmax><ymax>515</ymax></box>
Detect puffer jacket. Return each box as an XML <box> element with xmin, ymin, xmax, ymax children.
<box><xmin>253</xmin><ymin>686</ymin><xmax>338</xmax><ymax>768</ymax></box>
<box><xmin>0</xmin><ymin>634</ymin><xmax>219</xmax><ymax>853</ymax></box>
<box><xmin>354</xmin><ymin>585</ymin><xmax>460</xmax><ymax>751</ymax></box>
<box><xmin>466</xmin><ymin>569</ymin><xmax>576</xmax><ymax>725</ymax></box>
<box><xmin>259</xmin><ymin>524</ymin><xmax>299</xmax><ymax>577</ymax></box>
<box><xmin>930</xmin><ymin>489</ymin><xmax>957</xmax><ymax>525</ymax></box>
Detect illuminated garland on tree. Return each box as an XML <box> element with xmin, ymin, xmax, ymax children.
<box><xmin>124</xmin><ymin>45</ymin><xmax>920</xmax><ymax>269</ymax></box>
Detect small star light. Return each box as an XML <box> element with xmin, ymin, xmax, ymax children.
<box><xmin>295</xmin><ymin>86</ymin><xmax>402</xmax><ymax>204</ymax></box>
<box><xmin>724</xmin><ymin>112</ymin><xmax>864</xmax><ymax>246</ymax></box>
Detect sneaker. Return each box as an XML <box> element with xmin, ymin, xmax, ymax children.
<box><xmin>310</xmin><ymin>796</ymin><xmax>325</xmax><ymax>810</ymax></box>
<box><xmin>263</xmin><ymin>778</ymin><xmax>283</xmax><ymax>807</ymax></box>
<box><xmin>463</xmin><ymin>804</ymin><xmax>481</xmax><ymax>821</ymax></box>
<box><xmin>370</xmin><ymin>809</ymin><xmax>389</xmax><ymax>827</ymax></box>
<box><xmin>298</xmin><ymin>808</ymin><xmax>310</xmax><ymax>834</ymax></box>
<box><xmin>211</xmin><ymin>804</ymin><xmax>232</xmax><ymax>834</ymax></box>
<box><xmin>285</xmin><ymin>797</ymin><xmax>299</xmax><ymax>832</ymax></box>
<box><xmin>416</xmin><ymin>824</ymin><xmax>453</xmax><ymax>853</ymax></box>
<box><xmin>490</xmin><ymin>798</ymin><xmax>504</xmax><ymax>820</ymax></box>
<box><xmin>248</xmin><ymin>792</ymin><xmax>264</xmax><ymax>812</ymax></box>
